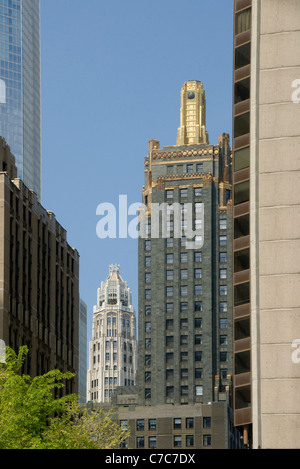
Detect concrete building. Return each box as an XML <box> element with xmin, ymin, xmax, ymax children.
<box><xmin>87</xmin><ymin>265</ymin><xmax>137</xmax><ymax>403</ymax></box>
<box><xmin>78</xmin><ymin>298</ymin><xmax>88</xmax><ymax>403</ymax></box>
<box><xmin>0</xmin><ymin>137</ymin><xmax>79</xmax><ymax>393</ymax></box>
<box><xmin>0</xmin><ymin>0</ymin><xmax>41</xmax><ymax>200</ymax></box>
<box><xmin>232</xmin><ymin>0</ymin><xmax>300</xmax><ymax>449</ymax></box>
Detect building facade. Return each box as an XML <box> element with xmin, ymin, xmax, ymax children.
<box><xmin>87</xmin><ymin>265</ymin><xmax>137</xmax><ymax>403</ymax></box>
<box><xmin>78</xmin><ymin>298</ymin><xmax>87</xmax><ymax>403</ymax></box>
<box><xmin>0</xmin><ymin>138</ymin><xmax>79</xmax><ymax>393</ymax></box>
<box><xmin>232</xmin><ymin>0</ymin><xmax>300</xmax><ymax>449</ymax></box>
<box><xmin>0</xmin><ymin>0</ymin><xmax>41</xmax><ymax>199</ymax></box>
<box><xmin>138</xmin><ymin>81</ymin><xmax>233</xmax><ymax>409</ymax></box>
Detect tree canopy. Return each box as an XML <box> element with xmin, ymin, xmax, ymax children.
<box><xmin>0</xmin><ymin>346</ymin><xmax>129</xmax><ymax>449</ymax></box>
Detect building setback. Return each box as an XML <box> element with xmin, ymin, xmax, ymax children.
<box><xmin>0</xmin><ymin>138</ymin><xmax>79</xmax><ymax>394</ymax></box>
<box><xmin>232</xmin><ymin>0</ymin><xmax>300</xmax><ymax>449</ymax></box>
<box><xmin>0</xmin><ymin>0</ymin><xmax>41</xmax><ymax>200</ymax></box>
<box><xmin>87</xmin><ymin>265</ymin><xmax>137</xmax><ymax>403</ymax></box>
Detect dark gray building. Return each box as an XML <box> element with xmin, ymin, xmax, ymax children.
<box><xmin>138</xmin><ymin>81</ymin><xmax>233</xmax><ymax>410</ymax></box>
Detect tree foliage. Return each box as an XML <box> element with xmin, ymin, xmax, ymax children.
<box><xmin>0</xmin><ymin>346</ymin><xmax>129</xmax><ymax>449</ymax></box>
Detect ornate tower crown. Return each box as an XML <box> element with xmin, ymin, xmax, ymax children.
<box><xmin>176</xmin><ymin>80</ymin><xmax>209</xmax><ymax>146</ymax></box>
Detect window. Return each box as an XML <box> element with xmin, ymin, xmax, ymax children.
<box><xmin>220</xmin><ymin>301</ymin><xmax>227</xmax><ymax>312</ymax></box>
<box><xmin>235</xmin><ymin>350</ymin><xmax>251</xmax><ymax>375</ymax></box>
<box><xmin>166</xmin><ymin>369</ymin><xmax>174</xmax><ymax>381</ymax></box>
<box><xmin>166</xmin><ymin>189</ymin><xmax>173</xmax><ymax>199</ymax></box>
<box><xmin>234</xmin><ymin>180</ymin><xmax>250</xmax><ymax>205</ymax></box>
<box><xmin>166</xmin><ymin>302</ymin><xmax>174</xmax><ymax>314</ymax></box>
<box><xmin>203</xmin><ymin>435</ymin><xmax>211</xmax><ymax>447</ymax></box>
<box><xmin>145</xmin><ymin>305</ymin><xmax>151</xmax><ymax>316</ymax></box>
<box><xmin>195</xmin><ymin>385</ymin><xmax>203</xmax><ymax>396</ymax></box>
<box><xmin>145</xmin><ymin>256</ymin><xmax>151</xmax><ymax>268</ymax></box>
<box><xmin>145</xmin><ymin>289</ymin><xmax>151</xmax><ymax>300</ymax></box>
<box><xmin>145</xmin><ymin>388</ymin><xmax>151</xmax><ymax>399</ymax></box>
<box><xmin>220</xmin><ymin>351</ymin><xmax>227</xmax><ymax>362</ymax></box>
<box><xmin>145</xmin><ymin>273</ymin><xmax>151</xmax><ymax>284</ymax></box>
<box><xmin>195</xmin><ymin>351</ymin><xmax>202</xmax><ymax>362</ymax></box>
<box><xmin>195</xmin><ymin>202</ymin><xmax>203</xmax><ymax>214</ymax></box>
<box><xmin>196</xmin><ymin>163</ymin><xmax>203</xmax><ymax>173</ymax></box>
<box><xmin>219</xmin><ymin>269</ymin><xmax>227</xmax><ymax>280</ymax></box>
<box><xmin>219</xmin><ymin>235</ymin><xmax>227</xmax><ymax>247</ymax></box>
<box><xmin>195</xmin><ymin>334</ymin><xmax>202</xmax><ymax>345</ymax></box>
<box><xmin>235</xmin><ymin>317</ymin><xmax>250</xmax><ymax>340</ymax></box>
<box><xmin>180</xmin><ymin>188</ymin><xmax>188</xmax><ymax>198</ymax></box>
<box><xmin>186</xmin><ymin>435</ymin><xmax>194</xmax><ymax>447</ymax></box>
<box><xmin>166</xmin><ymin>270</ymin><xmax>174</xmax><ymax>281</ymax></box>
<box><xmin>235</xmin><ymin>7</ymin><xmax>251</xmax><ymax>35</ymax></box>
<box><xmin>180</xmin><ymin>318</ymin><xmax>188</xmax><ymax>330</ymax></box>
<box><xmin>148</xmin><ymin>436</ymin><xmax>156</xmax><ymax>449</ymax></box>
<box><xmin>174</xmin><ymin>436</ymin><xmax>182</xmax><ymax>447</ymax></box>
<box><xmin>166</xmin><ymin>352</ymin><xmax>174</xmax><ymax>364</ymax></box>
<box><xmin>166</xmin><ymin>253</ymin><xmax>174</xmax><ymax>264</ymax></box>
<box><xmin>203</xmin><ymin>417</ymin><xmax>211</xmax><ymax>428</ymax></box>
<box><xmin>181</xmin><ymin>352</ymin><xmax>188</xmax><ymax>362</ymax></box>
<box><xmin>194</xmin><ymin>251</ymin><xmax>202</xmax><ymax>263</ymax></box>
<box><xmin>145</xmin><ymin>355</ymin><xmax>151</xmax><ymax>366</ymax></box>
<box><xmin>145</xmin><ymin>240</ymin><xmax>151</xmax><ymax>251</ymax></box>
<box><xmin>174</xmin><ymin>418</ymin><xmax>182</xmax><ymax>429</ymax></box>
<box><xmin>220</xmin><ymin>369</ymin><xmax>228</xmax><ymax>379</ymax></box>
<box><xmin>166</xmin><ymin>286</ymin><xmax>174</xmax><ymax>297</ymax></box>
<box><xmin>167</xmin><ymin>165</ymin><xmax>174</xmax><ymax>175</ymax></box>
<box><xmin>166</xmin><ymin>336</ymin><xmax>174</xmax><ymax>348</ymax></box>
<box><xmin>180</xmin><ymin>285</ymin><xmax>188</xmax><ymax>296</ymax></box>
<box><xmin>186</xmin><ymin>417</ymin><xmax>194</xmax><ymax>429</ymax></box>
<box><xmin>194</xmin><ymin>268</ymin><xmax>202</xmax><ymax>279</ymax></box>
<box><xmin>220</xmin><ymin>318</ymin><xmax>227</xmax><ymax>329</ymax></box>
<box><xmin>234</xmin><ymin>282</ymin><xmax>250</xmax><ymax>306</ymax></box>
<box><xmin>145</xmin><ymin>338</ymin><xmax>151</xmax><ymax>349</ymax></box>
<box><xmin>235</xmin><ymin>77</ymin><xmax>250</xmax><ymax>104</ymax></box>
<box><xmin>181</xmin><ymin>386</ymin><xmax>188</xmax><ymax>396</ymax></box>
<box><xmin>219</xmin><ymin>252</ymin><xmax>227</xmax><ymax>263</ymax></box>
<box><xmin>145</xmin><ymin>371</ymin><xmax>151</xmax><ymax>382</ymax></box>
<box><xmin>149</xmin><ymin>419</ymin><xmax>156</xmax><ymax>430</ymax></box>
<box><xmin>220</xmin><ymin>285</ymin><xmax>227</xmax><ymax>296</ymax></box>
<box><xmin>180</xmin><ymin>302</ymin><xmax>188</xmax><ymax>312</ymax></box>
<box><xmin>166</xmin><ymin>237</ymin><xmax>174</xmax><ymax>248</ymax></box>
<box><xmin>181</xmin><ymin>236</ymin><xmax>187</xmax><ymax>247</ymax></box>
<box><xmin>195</xmin><ymin>318</ymin><xmax>202</xmax><ymax>328</ymax></box>
<box><xmin>166</xmin><ymin>319</ymin><xmax>173</xmax><ymax>331</ymax></box>
<box><xmin>180</xmin><ymin>335</ymin><xmax>188</xmax><ymax>345</ymax></box>
<box><xmin>194</xmin><ymin>187</ymin><xmax>202</xmax><ymax>197</ymax></box>
<box><xmin>234</xmin><ymin>146</ymin><xmax>250</xmax><ymax>172</ymax></box>
<box><xmin>181</xmin><ymin>368</ymin><xmax>188</xmax><ymax>380</ymax></box>
<box><xmin>105</xmin><ymin>353</ymin><xmax>109</xmax><ymax>361</ymax></box>
<box><xmin>180</xmin><ymin>269</ymin><xmax>188</xmax><ymax>280</ymax></box>
<box><xmin>220</xmin><ymin>335</ymin><xmax>227</xmax><ymax>346</ymax></box>
<box><xmin>234</xmin><ymin>112</ymin><xmax>250</xmax><ymax>138</ymax></box>
<box><xmin>187</xmin><ymin>164</ymin><xmax>193</xmax><ymax>173</ymax></box>
<box><xmin>219</xmin><ymin>219</ymin><xmax>227</xmax><ymax>230</ymax></box>
<box><xmin>234</xmin><ymin>248</ymin><xmax>250</xmax><ymax>272</ymax></box>
<box><xmin>137</xmin><ymin>419</ymin><xmax>145</xmax><ymax>431</ymax></box>
<box><xmin>167</xmin><ymin>220</ymin><xmax>174</xmax><ymax>232</ymax></box>
<box><xmin>195</xmin><ymin>368</ymin><xmax>203</xmax><ymax>379</ymax></box>
<box><xmin>235</xmin><ymin>385</ymin><xmax>251</xmax><ymax>410</ymax></box>
<box><xmin>181</xmin><ymin>252</ymin><xmax>187</xmax><ymax>263</ymax></box>
<box><xmin>194</xmin><ymin>285</ymin><xmax>202</xmax><ymax>296</ymax></box>
<box><xmin>235</xmin><ymin>42</ymin><xmax>251</xmax><ymax>70</ymax></box>
<box><xmin>136</xmin><ymin>437</ymin><xmax>145</xmax><ymax>448</ymax></box>
<box><xmin>195</xmin><ymin>301</ymin><xmax>202</xmax><ymax>312</ymax></box>
<box><xmin>166</xmin><ymin>386</ymin><xmax>174</xmax><ymax>398</ymax></box>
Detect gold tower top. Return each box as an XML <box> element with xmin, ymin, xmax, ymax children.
<box><xmin>176</xmin><ymin>80</ymin><xmax>209</xmax><ymax>146</ymax></box>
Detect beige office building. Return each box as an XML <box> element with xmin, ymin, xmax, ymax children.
<box><xmin>232</xmin><ymin>0</ymin><xmax>300</xmax><ymax>449</ymax></box>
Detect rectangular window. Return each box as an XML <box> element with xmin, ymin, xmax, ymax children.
<box><xmin>235</xmin><ymin>350</ymin><xmax>251</xmax><ymax>375</ymax></box>
<box><xmin>203</xmin><ymin>417</ymin><xmax>211</xmax><ymax>428</ymax></box>
<box><xmin>166</xmin><ymin>352</ymin><xmax>174</xmax><ymax>364</ymax></box>
<box><xmin>166</xmin><ymin>253</ymin><xmax>174</xmax><ymax>264</ymax></box>
<box><xmin>195</xmin><ymin>368</ymin><xmax>203</xmax><ymax>379</ymax></box>
<box><xmin>148</xmin><ymin>436</ymin><xmax>156</xmax><ymax>448</ymax></box>
<box><xmin>174</xmin><ymin>436</ymin><xmax>182</xmax><ymax>447</ymax></box>
<box><xmin>181</xmin><ymin>352</ymin><xmax>188</xmax><ymax>362</ymax></box>
<box><xmin>166</xmin><ymin>302</ymin><xmax>174</xmax><ymax>314</ymax></box>
<box><xmin>166</xmin><ymin>270</ymin><xmax>174</xmax><ymax>281</ymax></box>
<box><xmin>166</xmin><ymin>189</ymin><xmax>173</xmax><ymax>199</ymax></box>
<box><xmin>145</xmin><ymin>322</ymin><xmax>151</xmax><ymax>333</ymax></box>
<box><xmin>220</xmin><ymin>285</ymin><xmax>227</xmax><ymax>296</ymax></box>
<box><xmin>196</xmin><ymin>163</ymin><xmax>203</xmax><ymax>173</ymax></box>
<box><xmin>186</xmin><ymin>417</ymin><xmax>194</xmax><ymax>429</ymax></box>
<box><xmin>195</xmin><ymin>351</ymin><xmax>202</xmax><ymax>362</ymax></box>
<box><xmin>234</xmin><ymin>248</ymin><xmax>250</xmax><ymax>272</ymax></box>
<box><xmin>234</xmin><ymin>282</ymin><xmax>250</xmax><ymax>306</ymax></box>
<box><xmin>220</xmin><ymin>351</ymin><xmax>227</xmax><ymax>362</ymax></box>
<box><xmin>219</xmin><ymin>235</ymin><xmax>227</xmax><ymax>246</ymax></box>
<box><xmin>180</xmin><ymin>188</ymin><xmax>188</xmax><ymax>198</ymax></box>
<box><xmin>145</xmin><ymin>273</ymin><xmax>151</xmax><ymax>283</ymax></box>
<box><xmin>195</xmin><ymin>301</ymin><xmax>202</xmax><ymax>312</ymax></box>
<box><xmin>219</xmin><ymin>252</ymin><xmax>227</xmax><ymax>263</ymax></box>
<box><xmin>145</xmin><ymin>289</ymin><xmax>151</xmax><ymax>300</ymax></box>
<box><xmin>234</xmin><ymin>180</ymin><xmax>250</xmax><ymax>205</ymax></box>
<box><xmin>145</xmin><ymin>371</ymin><xmax>151</xmax><ymax>382</ymax></box>
<box><xmin>166</xmin><ymin>286</ymin><xmax>174</xmax><ymax>297</ymax></box>
<box><xmin>195</xmin><ymin>318</ymin><xmax>202</xmax><ymax>329</ymax></box>
<box><xmin>220</xmin><ymin>318</ymin><xmax>227</xmax><ymax>329</ymax></box>
<box><xmin>235</xmin><ymin>385</ymin><xmax>251</xmax><ymax>410</ymax></box>
<box><xmin>194</xmin><ymin>285</ymin><xmax>202</xmax><ymax>296</ymax></box>
<box><xmin>220</xmin><ymin>335</ymin><xmax>228</xmax><ymax>346</ymax></box>
<box><xmin>219</xmin><ymin>269</ymin><xmax>227</xmax><ymax>279</ymax></box>
<box><xmin>234</xmin><ymin>146</ymin><xmax>250</xmax><ymax>172</ymax></box>
<box><xmin>180</xmin><ymin>269</ymin><xmax>188</xmax><ymax>280</ymax></box>
<box><xmin>181</xmin><ymin>385</ymin><xmax>188</xmax><ymax>396</ymax></box>
<box><xmin>174</xmin><ymin>418</ymin><xmax>182</xmax><ymax>429</ymax></box>
<box><xmin>235</xmin><ymin>317</ymin><xmax>250</xmax><ymax>340</ymax></box>
<box><xmin>145</xmin><ymin>338</ymin><xmax>151</xmax><ymax>349</ymax></box>
<box><xmin>166</xmin><ymin>369</ymin><xmax>174</xmax><ymax>381</ymax></box>
<box><xmin>166</xmin><ymin>336</ymin><xmax>174</xmax><ymax>348</ymax></box>
<box><xmin>145</xmin><ymin>305</ymin><xmax>151</xmax><ymax>316</ymax></box>
<box><xmin>195</xmin><ymin>334</ymin><xmax>202</xmax><ymax>345</ymax></box>
<box><xmin>234</xmin><ymin>214</ymin><xmax>249</xmax><ymax>238</ymax></box>
<box><xmin>235</xmin><ymin>42</ymin><xmax>251</xmax><ymax>70</ymax></box>
<box><xmin>145</xmin><ymin>256</ymin><xmax>151</xmax><ymax>267</ymax></box>
<box><xmin>187</xmin><ymin>164</ymin><xmax>193</xmax><ymax>173</ymax></box>
<box><xmin>194</xmin><ymin>187</ymin><xmax>202</xmax><ymax>197</ymax></box>
<box><xmin>203</xmin><ymin>435</ymin><xmax>212</xmax><ymax>447</ymax></box>
<box><xmin>180</xmin><ymin>285</ymin><xmax>188</xmax><ymax>297</ymax></box>
<box><xmin>180</xmin><ymin>302</ymin><xmax>188</xmax><ymax>312</ymax></box>
<box><xmin>166</xmin><ymin>319</ymin><xmax>173</xmax><ymax>331</ymax></box>
<box><xmin>220</xmin><ymin>301</ymin><xmax>227</xmax><ymax>312</ymax></box>
<box><xmin>145</xmin><ymin>355</ymin><xmax>151</xmax><ymax>366</ymax></box>
<box><xmin>235</xmin><ymin>7</ymin><xmax>251</xmax><ymax>35</ymax></box>
<box><xmin>137</xmin><ymin>437</ymin><xmax>144</xmax><ymax>448</ymax></box>
<box><xmin>166</xmin><ymin>386</ymin><xmax>174</xmax><ymax>398</ymax></box>
<box><xmin>180</xmin><ymin>335</ymin><xmax>188</xmax><ymax>345</ymax></box>
<box><xmin>235</xmin><ymin>77</ymin><xmax>250</xmax><ymax>104</ymax></box>
<box><xmin>195</xmin><ymin>385</ymin><xmax>203</xmax><ymax>396</ymax></box>
<box><xmin>194</xmin><ymin>251</ymin><xmax>202</xmax><ymax>263</ymax></box>
<box><xmin>145</xmin><ymin>240</ymin><xmax>151</xmax><ymax>251</ymax></box>
<box><xmin>234</xmin><ymin>112</ymin><xmax>250</xmax><ymax>138</ymax></box>
<box><xmin>181</xmin><ymin>252</ymin><xmax>188</xmax><ymax>263</ymax></box>
<box><xmin>194</xmin><ymin>268</ymin><xmax>202</xmax><ymax>279</ymax></box>
<box><xmin>166</xmin><ymin>237</ymin><xmax>173</xmax><ymax>248</ymax></box>
<box><xmin>167</xmin><ymin>165</ymin><xmax>174</xmax><ymax>175</ymax></box>
<box><xmin>180</xmin><ymin>318</ymin><xmax>188</xmax><ymax>330</ymax></box>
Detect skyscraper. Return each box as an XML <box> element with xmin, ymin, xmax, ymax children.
<box><xmin>232</xmin><ymin>0</ymin><xmax>300</xmax><ymax>449</ymax></box>
<box><xmin>138</xmin><ymin>80</ymin><xmax>233</xmax><ymax>408</ymax></box>
<box><xmin>0</xmin><ymin>0</ymin><xmax>41</xmax><ymax>199</ymax></box>
<box><xmin>87</xmin><ymin>265</ymin><xmax>137</xmax><ymax>403</ymax></box>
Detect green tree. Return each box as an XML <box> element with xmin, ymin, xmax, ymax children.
<box><xmin>0</xmin><ymin>346</ymin><xmax>129</xmax><ymax>449</ymax></box>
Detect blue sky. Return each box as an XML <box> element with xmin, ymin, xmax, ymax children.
<box><xmin>40</xmin><ymin>0</ymin><xmax>234</xmax><ymax>344</ymax></box>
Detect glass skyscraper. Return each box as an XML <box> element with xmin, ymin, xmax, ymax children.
<box><xmin>0</xmin><ymin>0</ymin><xmax>41</xmax><ymax>199</ymax></box>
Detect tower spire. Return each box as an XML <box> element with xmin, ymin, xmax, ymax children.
<box><xmin>176</xmin><ymin>80</ymin><xmax>209</xmax><ymax>146</ymax></box>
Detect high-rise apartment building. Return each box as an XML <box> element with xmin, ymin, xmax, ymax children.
<box><xmin>0</xmin><ymin>138</ymin><xmax>79</xmax><ymax>393</ymax></box>
<box><xmin>232</xmin><ymin>0</ymin><xmax>300</xmax><ymax>449</ymax></box>
<box><xmin>87</xmin><ymin>265</ymin><xmax>137</xmax><ymax>403</ymax></box>
<box><xmin>138</xmin><ymin>80</ymin><xmax>233</xmax><ymax>408</ymax></box>
<box><xmin>0</xmin><ymin>0</ymin><xmax>41</xmax><ymax>199</ymax></box>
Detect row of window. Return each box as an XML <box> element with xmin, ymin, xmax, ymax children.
<box><xmin>144</xmin><ymin>351</ymin><xmax>228</xmax><ymax>367</ymax></box>
<box><xmin>131</xmin><ymin>433</ymin><xmax>211</xmax><ymax>449</ymax></box>
<box><xmin>144</xmin><ymin>317</ymin><xmax>228</xmax><ymax>331</ymax></box>
<box><xmin>145</xmin><ymin>334</ymin><xmax>227</xmax><ymax>348</ymax></box>
<box><xmin>166</xmin><ymin>163</ymin><xmax>205</xmax><ymax>176</ymax></box>
<box><xmin>165</xmin><ymin>187</ymin><xmax>203</xmax><ymax>199</ymax></box>
<box><xmin>144</xmin><ymin>367</ymin><xmax>228</xmax><ymax>383</ymax></box>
